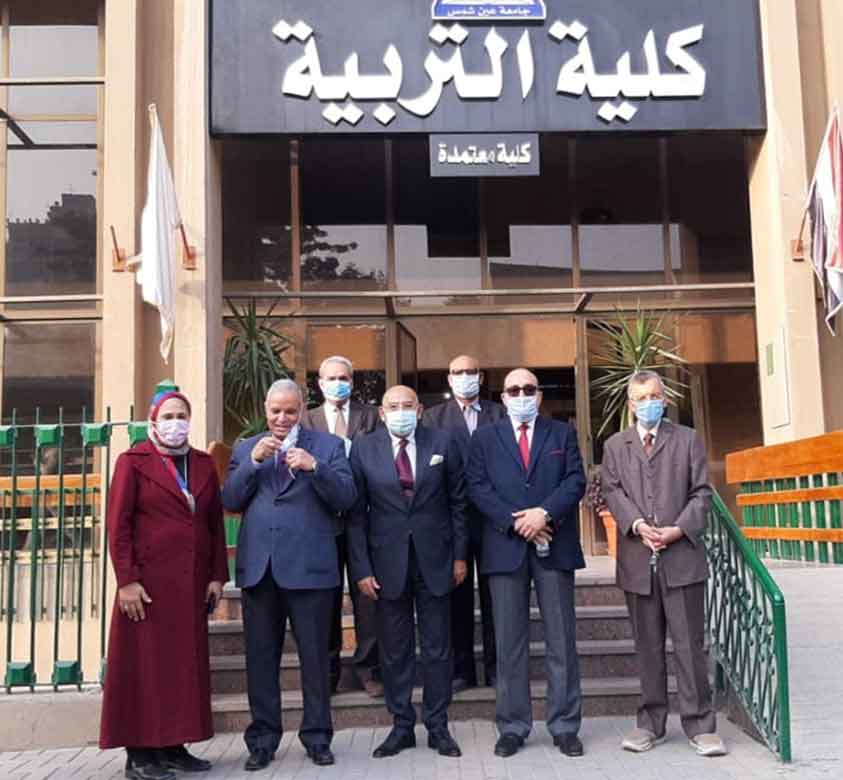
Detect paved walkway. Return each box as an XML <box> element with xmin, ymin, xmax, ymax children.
<box><xmin>2</xmin><ymin>560</ymin><xmax>841</xmax><ymax>779</ymax></box>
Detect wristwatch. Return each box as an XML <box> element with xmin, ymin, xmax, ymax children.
<box><xmin>311</xmin><ymin>458</ymin><xmax>319</xmax><ymax>474</ymax></box>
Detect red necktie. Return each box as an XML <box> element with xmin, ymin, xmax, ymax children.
<box><xmin>396</xmin><ymin>439</ymin><xmax>414</xmax><ymax>496</ymax></box>
<box><xmin>644</xmin><ymin>432</ymin><xmax>654</xmax><ymax>457</ymax></box>
<box><xmin>518</xmin><ymin>423</ymin><xmax>530</xmax><ymax>470</ymax></box>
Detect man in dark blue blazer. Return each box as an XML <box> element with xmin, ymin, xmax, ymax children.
<box><xmin>348</xmin><ymin>385</ymin><xmax>468</xmax><ymax>759</ymax></box>
<box><xmin>422</xmin><ymin>354</ymin><xmax>506</xmax><ymax>692</ymax></box>
<box><xmin>467</xmin><ymin>368</ymin><xmax>587</xmax><ymax>759</ymax></box>
<box><xmin>222</xmin><ymin>379</ymin><xmax>357</xmax><ymax>772</ymax></box>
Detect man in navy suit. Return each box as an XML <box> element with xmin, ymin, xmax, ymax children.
<box><xmin>222</xmin><ymin>379</ymin><xmax>357</xmax><ymax>772</ymax></box>
<box><xmin>467</xmin><ymin>368</ymin><xmax>587</xmax><ymax>759</ymax></box>
<box><xmin>348</xmin><ymin>385</ymin><xmax>468</xmax><ymax>759</ymax></box>
<box><xmin>422</xmin><ymin>354</ymin><xmax>505</xmax><ymax>691</ymax></box>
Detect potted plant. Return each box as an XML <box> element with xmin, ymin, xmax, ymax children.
<box><xmin>588</xmin><ymin>305</ymin><xmax>688</xmax><ymax>556</ymax></box>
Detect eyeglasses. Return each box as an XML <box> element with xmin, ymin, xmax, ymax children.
<box><xmin>450</xmin><ymin>368</ymin><xmax>479</xmax><ymax>376</ymax></box>
<box><xmin>504</xmin><ymin>384</ymin><xmax>539</xmax><ymax>397</ymax></box>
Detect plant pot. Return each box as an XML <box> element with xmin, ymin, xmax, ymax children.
<box><xmin>599</xmin><ymin>510</ymin><xmax>617</xmax><ymax>559</ymax></box>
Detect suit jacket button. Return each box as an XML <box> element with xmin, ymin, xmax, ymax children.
<box><xmin>525</xmin><ymin>482</ymin><xmax>531</xmax><ymax>488</ymax></box>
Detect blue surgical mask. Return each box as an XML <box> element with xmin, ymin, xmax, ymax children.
<box><xmin>385</xmin><ymin>410</ymin><xmax>418</xmax><ymax>438</ymax></box>
<box><xmin>450</xmin><ymin>373</ymin><xmax>480</xmax><ymax>400</ymax></box>
<box><xmin>321</xmin><ymin>379</ymin><xmax>352</xmax><ymax>402</ymax></box>
<box><xmin>635</xmin><ymin>399</ymin><xmax>664</xmax><ymax>430</ymax></box>
<box><xmin>505</xmin><ymin>395</ymin><xmax>538</xmax><ymax>424</ymax></box>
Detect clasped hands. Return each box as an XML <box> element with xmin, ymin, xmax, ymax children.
<box><xmin>251</xmin><ymin>436</ymin><xmax>316</xmax><ymax>472</ymax></box>
<box><xmin>512</xmin><ymin>506</ymin><xmax>552</xmax><ymax>545</ymax></box>
<box><xmin>637</xmin><ymin>522</ymin><xmax>684</xmax><ymax>552</ymax></box>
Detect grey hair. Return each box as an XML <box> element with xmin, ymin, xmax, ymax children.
<box><xmin>318</xmin><ymin>355</ymin><xmax>354</xmax><ymax>377</ymax></box>
<box><xmin>626</xmin><ymin>370</ymin><xmax>664</xmax><ymax>398</ymax></box>
<box><xmin>265</xmin><ymin>378</ymin><xmax>303</xmax><ymax>403</ymax></box>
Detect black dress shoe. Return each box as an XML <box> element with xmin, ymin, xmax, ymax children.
<box><xmin>125</xmin><ymin>758</ymin><xmax>176</xmax><ymax>780</ymax></box>
<box><xmin>494</xmin><ymin>733</ymin><xmax>524</xmax><ymax>758</ymax></box>
<box><xmin>428</xmin><ymin>731</ymin><xmax>462</xmax><ymax>757</ymax></box>
<box><xmin>244</xmin><ymin>748</ymin><xmax>274</xmax><ymax>771</ymax></box>
<box><xmin>305</xmin><ymin>744</ymin><xmax>335</xmax><ymax>766</ymax></box>
<box><xmin>452</xmin><ymin>677</ymin><xmax>473</xmax><ymax>694</ymax></box>
<box><xmin>554</xmin><ymin>734</ymin><xmax>584</xmax><ymax>757</ymax></box>
<box><xmin>157</xmin><ymin>746</ymin><xmax>212</xmax><ymax>772</ymax></box>
<box><xmin>372</xmin><ymin>729</ymin><xmax>416</xmax><ymax>758</ymax></box>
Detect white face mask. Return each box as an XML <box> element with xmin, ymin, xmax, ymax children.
<box><xmin>155</xmin><ymin>418</ymin><xmax>190</xmax><ymax>447</ymax></box>
<box><xmin>449</xmin><ymin>373</ymin><xmax>481</xmax><ymax>400</ymax></box>
<box><xmin>384</xmin><ymin>410</ymin><xmax>418</xmax><ymax>438</ymax></box>
<box><xmin>504</xmin><ymin>395</ymin><xmax>539</xmax><ymax>424</ymax></box>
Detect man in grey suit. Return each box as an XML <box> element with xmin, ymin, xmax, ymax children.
<box><xmin>301</xmin><ymin>355</ymin><xmax>382</xmax><ymax>697</ymax></box>
<box><xmin>601</xmin><ymin>370</ymin><xmax>726</xmax><ymax>758</ymax></box>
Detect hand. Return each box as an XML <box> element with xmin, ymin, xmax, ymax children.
<box><xmin>637</xmin><ymin>522</ymin><xmax>666</xmax><ymax>552</ymax></box>
<box><xmin>453</xmin><ymin>560</ymin><xmax>467</xmax><ymax>586</ymax></box>
<box><xmin>118</xmin><ymin>582</ymin><xmax>152</xmax><ymax>622</ymax></box>
<box><xmin>358</xmin><ymin>576</ymin><xmax>381</xmax><ymax>600</ymax></box>
<box><xmin>251</xmin><ymin>436</ymin><xmax>281</xmax><ymax>463</ymax></box>
<box><xmin>534</xmin><ymin>530</ymin><xmax>553</xmax><ymax>547</ymax></box>
<box><xmin>655</xmin><ymin>526</ymin><xmax>684</xmax><ymax>546</ymax></box>
<box><xmin>206</xmin><ymin>580</ymin><xmax>223</xmax><ymax>613</ymax></box>
<box><xmin>513</xmin><ymin>507</ymin><xmax>549</xmax><ymax>542</ymax></box>
<box><xmin>285</xmin><ymin>447</ymin><xmax>316</xmax><ymax>472</ymax></box>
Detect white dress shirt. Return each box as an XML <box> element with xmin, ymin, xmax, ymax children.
<box><xmin>388</xmin><ymin>430</ymin><xmax>417</xmax><ymax>479</ymax></box>
<box><xmin>510</xmin><ymin>416</ymin><xmax>536</xmax><ymax>448</ymax></box>
<box><xmin>323</xmin><ymin>401</ymin><xmax>349</xmax><ymax>436</ymax></box>
<box><xmin>637</xmin><ymin>419</ymin><xmax>662</xmax><ymax>446</ymax></box>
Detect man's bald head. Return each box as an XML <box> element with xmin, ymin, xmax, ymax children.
<box><xmin>503</xmin><ymin>368</ymin><xmax>538</xmax><ymax>389</ymax></box>
<box><xmin>501</xmin><ymin>367</ymin><xmax>542</xmax><ymax>414</ymax></box>
<box><xmin>382</xmin><ymin>385</ymin><xmax>419</xmax><ymax>409</ymax></box>
<box><xmin>449</xmin><ymin>354</ymin><xmax>480</xmax><ymax>373</ymax></box>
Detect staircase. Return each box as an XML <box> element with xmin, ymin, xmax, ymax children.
<box><xmin>209</xmin><ymin>560</ymin><xmax>680</xmax><ymax>733</ymax></box>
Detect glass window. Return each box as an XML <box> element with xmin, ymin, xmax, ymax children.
<box><xmin>300</xmin><ymin>139</ymin><xmax>387</xmax><ymax>292</ymax></box>
<box><xmin>6</xmin><ymin>123</ymin><xmax>97</xmax><ymax>296</ymax></box>
<box><xmin>10</xmin><ymin>3</ymin><xmax>99</xmax><ymax>76</ymax></box>
<box><xmin>576</xmin><ymin>137</ymin><xmax>666</xmax><ymax>288</ymax></box>
<box><xmin>222</xmin><ymin>139</ymin><xmax>292</xmax><ymax>292</ymax></box>
<box><xmin>394</xmin><ymin>137</ymin><xmax>480</xmax><ymax>302</ymax></box>
<box><xmin>485</xmin><ymin>136</ymin><xmax>573</xmax><ymax>292</ymax></box>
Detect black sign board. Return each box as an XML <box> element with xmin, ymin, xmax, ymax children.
<box><xmin>430</xmin><ymin>133</ymin><xmax>540</xmax><ymax>176</ymax></box>
<box><xmin>210</xmin><ymin>0</ymin><xmax>765</xmax><ymax>135</ymax></box>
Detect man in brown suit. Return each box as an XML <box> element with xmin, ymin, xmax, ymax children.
<box><xmin>601</xmin><ymin>370</ymin><xmax>726</xmax><ymax>758</ymax></box>
<box><xmin>301</xmin><ymin>355</ymin><xmax>382</xmax><ymax>697</ymax></box>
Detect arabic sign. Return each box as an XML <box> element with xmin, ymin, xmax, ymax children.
<box><xmin>430</xmin><ymin>134</ymin><xmax>540</xmax><ymax>176</ymax></box>
<box><xmin>210</xmin><ymin>0</ymin><xmax>765</xmax><ymax>135</ymax></box>
<box><xmin>432</xmin><ymin>0</ymin><xmax>547</xmax><ymax>22</ymax></box>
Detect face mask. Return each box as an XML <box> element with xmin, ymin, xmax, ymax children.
<box><xmin>155</xmin><ymin>418</ymin><xmax>190</xmax><ymax>447</ymax></box>
<box><xmin>385</xmin><ymin>410</ymin><xmax>418</xmax><ymax>438</ymax></box>
<box><xmin>450</xmin><ymin>373</ymin><xmax>480</xmax><ymax>400</ymax></box>
<box><xmin>635</xmin><ymin>399</ymin><xmax>664</xmax><ymax>430</ymax></box>
<box><xmin>505</xmin><ymin>395</ymin><xmax>539</xmax><ymax>424</ymax></box>
<box><xmin>321</xmin><ymin>379</ymin><xmax>352</xmax><ymax>402</ymax></box>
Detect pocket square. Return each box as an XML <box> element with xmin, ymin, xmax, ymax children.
<box><xmin>548</xmin><ymin>449</ymin><xmax>564</xmax><ymax>456</ymax></box>
<box><xmin>430</xmin><ymin>454</ymin><xmax>445</xmax><ymax>466</ymax></box>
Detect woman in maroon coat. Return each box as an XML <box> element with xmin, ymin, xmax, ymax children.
<box><xmin>100</xmin><ymin>390</ymin><xmax>228</xmax><ymax>780</ymax></box>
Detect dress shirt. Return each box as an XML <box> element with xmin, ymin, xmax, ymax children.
<box><xmin>510</xmin><ymin>415</ymin><xmax>536</xmax><ymax>448</ymax></box>
<box><xmin>457</xmin><ymin>399</ymin><xmax>482</xmax><ymax>435</ymax></box>
<box><xmin>323</xmin><ymin>401</ymin><xmax>349</xmax><ymax>436</ymax></box>
<box><xmin>636</xmin><ymin>419</ymin><xmax>662</xmax><ymax>447</ymax></box>
<box><xmin>388</xmin><ymin>430</ymin><xmax>417</xmax><ymax>479</ymax></box>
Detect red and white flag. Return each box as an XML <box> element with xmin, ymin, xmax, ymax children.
<box><xmin>805</xmin><ymin>106</ymin><xmax>843</xmax><ymax>332</ymax></box>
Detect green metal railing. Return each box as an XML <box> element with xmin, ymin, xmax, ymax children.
<box><xmin>0</xmin><ymin>408</ymin><xmax>148</xmax><ymax>691</ymax></box>
<box><xmin>705</xmin><ymin>492</ymin><xmax>791</xmax><ymax>762</ymax></box>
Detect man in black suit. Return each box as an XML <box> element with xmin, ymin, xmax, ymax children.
<box><xmin>422</xmin><ymin>354</ymin><xmax>505</xmax><ymax>692</ymax></box>
<box><xmin>301</xmin><ymin>355</ymin><xmax>382</xmax><ymax>697</ymax></box>
<box><xmin>348</xmin><ymin>385</ymin><xmax>468</xmax><ymax>759</ymax></box>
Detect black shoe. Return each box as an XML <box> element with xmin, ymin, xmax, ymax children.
<box><xmin>305</xmin><ymin>744</ymin><xmax>335</xmax><ymax>766</ymax></box>
<box><xmin>554</xmin><ymin>734</ymin><xmax>584</xmax><ymax>757</ymax></box>
<box><xmin>428</xmin><ymin>731</ymin><xmax>462</xmax><ymax>757</ymax></box>
<box><xmin>125</xmin><ymin>758</ymin><xmax>176</xmax><ymax>780</ymax></box>
<box><xmin>494</xmin><ymin>734</ymin><xmax>524</xmax><ymax>758</ymax></box>
<box><xmin>157</xmin><ymin>746</ymin><xmax>212</xmax><ymax>773</ymax></box>
<box><xmin>372</xmin><ymin>729</ymin><xmax>416</xmax><ymax>758</ymax></box>
<box><xmin>244</xmin><ymin>748</ymin><xmax>274</xmax><ymax>771</ymax></box>
<box><xmin>452</xmin><ymin>677</ymin><xmax>473</xmax><ymax>694</ymax></box>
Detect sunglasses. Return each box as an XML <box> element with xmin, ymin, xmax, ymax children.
<box><xmin>505</xmin><ymin>384</ymin><xmax>539</xmax><ymax>397</ymax></box>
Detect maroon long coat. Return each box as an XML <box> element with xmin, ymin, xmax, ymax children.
<box><xmin>99</xmin><ymin>440</ymin><xmax>228</xmax><ymax>749</ymax></box>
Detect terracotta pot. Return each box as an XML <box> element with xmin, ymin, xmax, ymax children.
<box><xmin>598</xmin><ymin>510</ymin><xmax>617</xmax><ymax>558</ymax></box>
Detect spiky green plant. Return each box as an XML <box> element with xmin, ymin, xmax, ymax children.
<box><xmin>590</xmin><ymin>306</ymin><xmax>688</xmax><ymax>437</ymax></box>
<box><xmin>223</xmin><ymin>298</ymin><xmax>293</xmax><ymax>440</ymax></box>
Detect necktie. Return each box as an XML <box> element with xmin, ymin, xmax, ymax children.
<box><xmin>463</xmin><ymin>404</ymin><xmax>476</xmax><ymax>435</ymax></box>
<box><xmin>644</xmin><ymin>432</ymin><xmax>654</xmax><ymax>457</ymax></box>
<box><xmin>334</xmin><ymin>405</ymin><xmax>347</xmax><ymax>438</ymax></box>
<box><xmin>396</xmin><ymin>439</ymin><xmax>414</xmax><ymax>496</ymax></box>
<box><xmin>518</xmin><ymin>423</ymin><xmax>530</xmax><ymax>471</ymax></box>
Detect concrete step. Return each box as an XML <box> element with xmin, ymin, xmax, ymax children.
<box><xmin>212</xmin><ymin>677</ymin><xmax>680</xmax><ymax>733</ymax></box>
<box><xmin>208</xmin><ymin>605</ymin><xmax>633</xmax><ymax>656</ymax></box>
<box><xmin>209</xmin><ymin>639</ymin><xmax>678</xmax><ymax>695</ymax></box>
